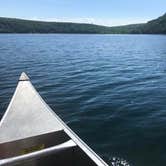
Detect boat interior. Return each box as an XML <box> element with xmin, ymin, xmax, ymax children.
<box><xmin>0</xmin><ymin>130</ymin><xmax>98</xmax><ymax>166</ymax></box>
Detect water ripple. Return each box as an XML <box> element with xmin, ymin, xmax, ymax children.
<box><xmin>0</xmin><ymin>34</ymin><xmax>166</xmax><ymax>166</ymax></box>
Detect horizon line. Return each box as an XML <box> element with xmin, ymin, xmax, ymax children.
<box><xmin>0</xmin><ymin>16</ymin><xmax>151</xmax><ymax>27</ymax></box>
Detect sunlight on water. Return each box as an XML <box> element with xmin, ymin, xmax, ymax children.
<box><xmin>109</xmin><ymin>157</ymin><xmax>130</xmax><ymax>166</ymax></box>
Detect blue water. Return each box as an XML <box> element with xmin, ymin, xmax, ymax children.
<box><xmin>0</xmin><ymin>34</ymin><xmax>166</xmax><ymax>166</ymax></box>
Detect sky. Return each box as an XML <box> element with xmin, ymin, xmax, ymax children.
<box><xmin>0</xmin><ymin>0</ymin><xmax>166</xmax><ymax>26</ymax></box>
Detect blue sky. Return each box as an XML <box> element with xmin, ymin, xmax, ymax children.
<box><xmin>1</xmin><ymin>0</ymin><xmax>166</xmax><ymax>26</ymax></box>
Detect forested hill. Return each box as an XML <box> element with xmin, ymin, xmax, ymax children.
<box><xmin>0</xmin><ymin>17</ymin><xmax>111</xmax><ymax>33</ymax></box>
<box><xmin>0</xmin><ymin>13</ymin><xmax>166</xmax><ymax>34</ymax></box>
<box><xmin>142</xmin><ymin>13</ymin><xmax>166</xmax><ymax>34</ymax></box>
<box><xmin>107</xmin><ymin>13</ymin><xmax>166</xmax><ymax>34</ymax></box>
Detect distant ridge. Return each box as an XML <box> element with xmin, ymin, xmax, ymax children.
<box><xmin>0</xmin><ymin>13</ymin><xmax>166</xmax><ymax>34</ymax></box>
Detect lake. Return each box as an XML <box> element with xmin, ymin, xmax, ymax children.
<box><xmin>0</xmin><ymin>34</ymin><xmax>166</xmax><ymax>166</ymax></box>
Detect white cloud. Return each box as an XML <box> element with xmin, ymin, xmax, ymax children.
<box><xmin>92</xmin><ymin>18</ymin><xmax>150</xmax><ymax>26</ymax></box>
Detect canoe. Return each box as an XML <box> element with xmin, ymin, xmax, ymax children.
<box><xmin>0</xmin><ymin>72</ymin><xmax>108</xmax><ymax>166</ymax></box>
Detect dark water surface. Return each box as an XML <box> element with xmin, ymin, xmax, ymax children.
<box><xmin>0</xmin><ymin>34</ymin><xmax>166</xmax><ymax>166</ymax></box>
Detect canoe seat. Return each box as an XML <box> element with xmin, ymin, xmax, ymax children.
<box><xmin>0</xmin><ymin>140</ymin><xmax>76</xmax><ymax>166</ymax></box>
